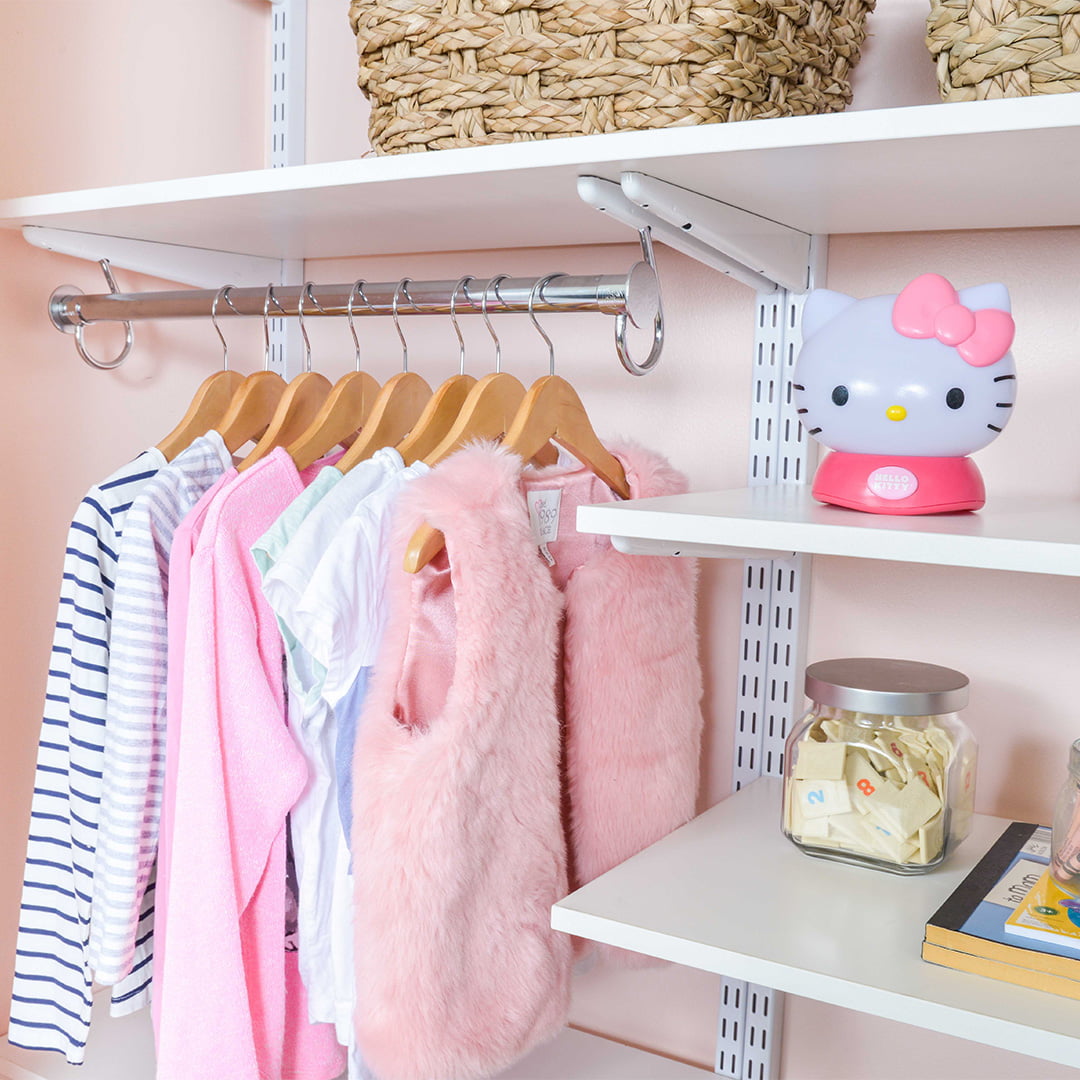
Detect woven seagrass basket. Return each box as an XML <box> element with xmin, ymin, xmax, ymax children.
<box><xmin>927</xmin><ymin>0</ymin><xmax>1080</xmax><ymax>100</ymax></box>
<box><xmin>348</xmin><ymin>0</ymin><xmax>877</xmax><ymax>155</ymax></box>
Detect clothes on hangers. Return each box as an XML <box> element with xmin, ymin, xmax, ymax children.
<box><xmin>350</xmin><ymin>441</ymin><xmax>702</xmax><ymax>1080</ymax></box>
<box><xmin>155</xmin><ymin>448</ymin><xmax>346</xmax><ymax>1080</ymax></box>
<box><xmin>9</xmin><ymin>448</ymin><xmax>166</xmax><ymax>1065</ymax></box>
<box><xmin>88</xmin><ymin>432</ymin><xmax>233</xmax><ymax>986</ymax></box>
<box><xmin>14</xmin><ymin>405</ymin><xmax>702</xmax><ymax>1080</ymax></box>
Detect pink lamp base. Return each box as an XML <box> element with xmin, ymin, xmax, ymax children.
<box><xmin>811</xmin><ymin>452</ymin><xmax>986</xmax><ymax>515</ymax></box>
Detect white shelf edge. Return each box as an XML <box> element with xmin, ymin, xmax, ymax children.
<box><xmin>2</xmin><ymin>96</ymin><xmax>1078</xmax><ymax>222</ymax></box>
<box><xmin>552</xmin><ymin>781</ymin><xmax>1080</xmax><ymax>1070</ymax></box>
<box><xmin>551</xmin><ymin>907</ymin><xmax>1080</xmax><ymax>1069</ymax></box>
<box><xmin>577</xmin><ymin>490</ymin><xmax>1080</xmax><ymax>577</ymax></box>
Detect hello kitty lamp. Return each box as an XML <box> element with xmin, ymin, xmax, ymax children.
<box><xmin>793</xmin><ymin>273</ymin><xmax>1017</xmax><ymax>515</ymax></box>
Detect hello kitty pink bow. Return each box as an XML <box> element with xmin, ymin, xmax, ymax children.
<box><xmin>892</xmin><ymin>273</ymin><xmax>1015</xmax><ymax>367</ymax></box>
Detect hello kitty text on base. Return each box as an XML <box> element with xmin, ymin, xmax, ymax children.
<box><xmin>794</xmin><ymin>273</ymin><xmax>1017</xmax><ymax>515</ymax></box>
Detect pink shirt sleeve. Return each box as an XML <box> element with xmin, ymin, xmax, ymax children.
<box><xmin>156</xmin><ymin>550</ymin><xmax>308</xmax><ymax>1080</ymax></box>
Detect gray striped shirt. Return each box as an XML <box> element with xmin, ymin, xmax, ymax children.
<box><xmin>88</xmin><ymin>432</ymin><xmax>231</xmax><ymax>984</ymax></box>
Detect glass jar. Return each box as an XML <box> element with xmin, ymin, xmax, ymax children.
<box><xmin>1050</xmin><ymin>739</ymin><xmax>1080</xmax><ymax>895</ymax></box>
<box><xmin>782</xmin><ymin>658</ymin><xmax>977</xmax><ymax>875</ymax></box>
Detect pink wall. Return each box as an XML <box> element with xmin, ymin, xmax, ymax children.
<box><xmin>1</xmin><ymin>3</ymin><xmax>1078</xmax><ymax>1079</ymax></box>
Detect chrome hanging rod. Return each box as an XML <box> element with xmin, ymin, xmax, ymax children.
<box><xmin>49</xmin><ymin>268</ymin><xmax>659</xmax><ymax>331</ymax></box>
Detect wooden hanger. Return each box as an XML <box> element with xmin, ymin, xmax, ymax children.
<box><xmin>157</xmin><ymin>370</ymin><xmax>244</xmax><ymax>461</ymax></box>
<box><xmin>394</xmin><ymin>276</ymin><xmax>481</xmax><ymax>465</ymax></box>
<box><xmin>287</xmin><ymin>370</ymin><xmax>380</xmax><ymax>471</ymax></box>
<box><xmin>500</xmin><ymin>282</ymin><xmax>630</xmax><ymax>494</ymax></box>
<box><xmin>237</xmin><ymin>371</ymin><xmax>333</xmax><ymax>471</ymax></box>
<box><xmin>396</xmin><ymin>374</ymin><xmax>477</xmax><ymax>465</ymax></box>
<box><xmin>405</xmin><ymin>275</ymin><xmax>629</xmax><ymax>573</ymax></box>
<box><xmin>335</xmin><ymin>372</ymin><xmax>432</xmax><ymax>473</ymax></box>
<box><xmin>157</xmin><ymin>286</ymin><xmax>246</xmax><ymax>460</ymax></box>
<box><xmin>216</xmin><ymin>284</ymin><xmax>299</xmax><ymax>456</ymax></box>
<box><xmin>238</xmin><ymin>282</ymin><xmax>339</xmax><ymax>472</ymax></box>
<box><xmin>337</xmin><ymin>278</ymin><xmax>443</xmax><ymax>473</ymax></box>
<box><xmin>286</xmin><ymin>279</ymin><xmax>387</xmax><ymax>471</ymax></box>
<box><xmin>402</xmin><ymin>371</ymin><xmax>527</xmax><ymax>571</ymax></box>
<box><xmin>502</xmin><ymin>375</ymin><xmax>629</xmax><ymax>496</ymax></box>
<box><xmin>217</xmin><ymin>371</ymin><xmax>288</xmax><ymax>455</ymax></box>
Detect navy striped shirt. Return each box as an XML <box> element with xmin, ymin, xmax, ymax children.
<box><xmin>9</xmin><ymin>449</ymin><xmax>165</xmax><ymax>1063</ymax></box>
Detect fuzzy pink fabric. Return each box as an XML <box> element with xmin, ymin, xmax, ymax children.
<box><xmin>352</xmin><ymin>442</ymin><xmax>702</xmax><ymax>1080</ymax></box>
<box><xmin>560</xmin><ymin>443</ymin><xmax>702</xmax><ymax>966</ymax></box>
<box><xmin>352</xmin><ymin>446</ymin><xmax>572</xmax><ymax>1080</ymax></box>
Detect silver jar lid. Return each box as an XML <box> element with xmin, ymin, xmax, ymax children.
<box><xmin>805</xmin><ymin>658</ymin><xmax>969</xmax><ymax>716</ymax></box>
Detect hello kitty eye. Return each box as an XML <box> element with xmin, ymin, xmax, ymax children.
<box><xmin>946</xmin><ymin>388</ymin><xmax>965</xmax><ymax>410</ymax></box>
<box><xmin>831</xmin><ymin>385</ymin><xmax>849</xmax><ymax>406</ymax></box>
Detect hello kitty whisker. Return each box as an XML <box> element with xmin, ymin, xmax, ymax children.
<box><xmin>793</xmin><ymin>383</ymin><xmax>805</xmax><ymax>391</ymax></box>
<box><xmin>807</xmin><ymin>427</ymin><xmax>822</xmax><ymax>435</ymax></box>
<box><xmin>797</xmin><ymin>408</ymin><xmax>808</xmax><ymax>415</ymax></box>
<box><xmin>993</xmin><ymin>374</ymin><xmax>1016</xmax><ymax>382</ymax></box>
<box><xmin>995</xmin><ymin>403</ymin><xmax>1013</xmax><ymax>407</ymax></box>
<box><xmin>987</xmin><ymin>424</ymin><xmax>1003</xmax><ymax>432</ymax></box>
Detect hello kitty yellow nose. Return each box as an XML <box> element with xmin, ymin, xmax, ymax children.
<box><xmin>886</xmin><ymin>405</ymin><xmax>907</xmax><ymax>422</ymax></box>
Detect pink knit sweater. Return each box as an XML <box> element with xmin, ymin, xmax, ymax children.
<box><xmin>156</xmin><ymin>449</ymin><xmax>345</xmax><ymax>1080</ymax></box>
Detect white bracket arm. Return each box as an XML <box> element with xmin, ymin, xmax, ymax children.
<box><xmin>22</xmin><ymin>227</ymin><xmax>282</xmax><ymax>289</ymax></box>
<box><xmin>577</xmin><ymin>174</ymin><xmax>812</xmax><ymax>293</ymax></box>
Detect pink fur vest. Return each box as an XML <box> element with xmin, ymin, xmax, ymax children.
<box><xmin>352</xmin><ymin>442</ymin><xmax>703</xmax><ymax>1080</ymax></box>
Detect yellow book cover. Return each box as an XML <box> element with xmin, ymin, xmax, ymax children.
<box><xmin>1004</xmin><ymin>869</ymin><xmax>1080</xmax><ymax>953</ymax></box>
<box><xmin>921</xmin><ymin>941</ymin><xmax>1080</xmax><ymax>1002</ymax></box>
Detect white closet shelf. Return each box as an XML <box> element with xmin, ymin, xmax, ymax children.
<box><xmin>577</xmin><ymin>486</ymin><xmax>1080</xmax><ymax>576</ymax></box>
<box><xmin>0</xmin><ymin>95</ymin><xmax>1078</xmax><ymax>261</ymax></box>
<box><xmin>552</xmin><ymin>779</ymin><xmax>1080</xmax><ymax>1069</ymax></box>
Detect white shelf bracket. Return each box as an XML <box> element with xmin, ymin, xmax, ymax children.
<box><xmin>576</xmin><ymin>174</ymin><xmax>812</xmax><ymax>293</ymax></box>
<box><xmin>22</xmin><ymin>227</ymin><xmax>281</xmax><ymax>289</ymax></box>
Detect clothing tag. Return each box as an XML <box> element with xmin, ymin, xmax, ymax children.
<box><xmin>528</xmin><ymin>489</ymin><xmax>562</xmax><ymax>567</ymax></box>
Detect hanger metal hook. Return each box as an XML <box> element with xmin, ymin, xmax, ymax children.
<box><xmin>481</xmin><ymin>274</ymin><xmax>510</xmax><ymax>373</ymax></box>
<box><xmin>392</xmin><ymin>278</ymin><xmax>412</xmax><ymax>372</ymax></box>
<box><xmin>297</xmin><ymin>282</ymin><xmax>315</xmax><ymax>373</ymax></box>
<box><xmin>263</xmin><ymin>283</ymin><xmax>287</xmax><ymax>371</ymax></box>
<box><xmin>449</xmin><ymin>276</ymin><xmax>473</xmax><ymax>376</ymax></box>
<box><xmin>211</xmin><ymin>285</ymin><xmax>236</xmax><ymax>371</ymax></box>
<box><xmin>346</xmin><ymin>280</ymin><xmax>371</xmax><ymax>371</ymax></box>
<box><xmin>73</xmin><ymin>258</ymin><xmax>134</xmax><ymax>371</ymax></box>
<box><xmin>528</xmin><ymin>273</ymin><xmax>566</xmax><ymax>378</ymax></box>
<box><xmin>615</xmin><ymin>227</ymin><xmax>664</xmax><ymax>376</ymax></box>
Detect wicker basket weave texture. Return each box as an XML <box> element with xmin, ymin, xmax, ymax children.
<box><xmin>927</xmin><ymin>0</ymin><xmax>1080</xmax><ymax>100</ymax></box>
<box><xmin>349</xmin><ymin>0</ymin><xmax>876</xmax><ymax>154</ymax></box>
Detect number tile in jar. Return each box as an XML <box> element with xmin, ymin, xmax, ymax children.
<box><xmin>782</xmin><ymin>658</ymin><xmax>977</xmax><ymax>875</ymax></box>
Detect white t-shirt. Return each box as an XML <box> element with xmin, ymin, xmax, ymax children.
<box><xmin>261</xmin><ymin>447</ymin><xmax>404</xmax><ymax>669</ymax></box>
<box><xmin>253</xmin><ymin>447</ymin><xmax>402</xmax><ymax>1058</ymax></box>
<box><xmin>292</xmin><ymin>459</ymin><xmax>430</xmax><ymax>709</ymax></box>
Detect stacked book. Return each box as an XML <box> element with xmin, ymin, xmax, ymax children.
<box><xmin>923</xmin><ymin>822</ymin><xmax>1080</xmax><ymax>999</ymax></box>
